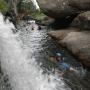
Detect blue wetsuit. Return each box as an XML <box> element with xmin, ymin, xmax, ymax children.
<box><xmin>57</xmin><ymin>61</ymin><xmax>70</xmax><ymax>71</ymax></box>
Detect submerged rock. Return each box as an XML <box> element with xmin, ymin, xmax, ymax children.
<box><xmin>37</xmin><ymin>0</ymin><xmax>90</xmax><ymax>18</ymax></box>
<box><xmin>48</xmin><ymin>29</ymin><xmax>90</xmax><ymax>69</ymax></box>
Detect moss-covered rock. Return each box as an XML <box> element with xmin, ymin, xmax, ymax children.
<box><xmin>0</xmin><ymin>0</ymin><xmax>8</xmax><ymax>13</ymax></box>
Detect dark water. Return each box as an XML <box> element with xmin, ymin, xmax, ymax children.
<box><xmin>18</xmin><ymin>22</ymin><xmax>90</xmax><ymax>90</ymax></box>
<box><xmin>0</xmin><ymin>18</ymin><xmax>90</xmax><ymax>90</ymax></box>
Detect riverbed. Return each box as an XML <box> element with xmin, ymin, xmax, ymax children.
<box><xmin>0</xmin><ymin>17</ymin><xmax>90</xmax><ymax>90</ymax></box>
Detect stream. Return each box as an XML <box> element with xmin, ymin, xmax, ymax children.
<box><xmin>0</xmin><ymin>14</ymin><xmax>90</xmax><ymax>90</ymax></box>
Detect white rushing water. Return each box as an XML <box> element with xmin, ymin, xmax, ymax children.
<box><xmin>23</xmin><ymin>0</ymin><xmax>40</xmax><ymax>9</ymax></box>
<box><xmin>31</xmin><ymin>0</ymin><xmax>40</xmax><ymax>9</ymax></box>
<box><xmin>0</xmin><ymin>14</ymin><xmax>70</xmax><ymax>90</ymax></box>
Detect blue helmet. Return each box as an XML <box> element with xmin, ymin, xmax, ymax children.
<box><xmin>56</xmin><ymin>53</ymin><xmax>62</xmax><ymax>57</ymax></box>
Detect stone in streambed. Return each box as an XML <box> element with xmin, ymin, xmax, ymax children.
<box><xmin>48</xmin><ymin>30</ymin><xmax>90</xmax><ymax>69</ymax></box>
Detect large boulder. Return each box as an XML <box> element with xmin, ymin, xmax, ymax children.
<box><xmin>48</xmin><ymin>30</ymin><xmax>90</xmax><ymax>69</ymax></box>
<box><xmin>37</xmin><ymin>0</ymin><xmax>90</xmax><ymax>18</ymax></box>
<box><xmin>71</xmin><ymin>11</ymin><xmax>90</xmax><ymax>30</ymax></box>
<box><xmin>69</xmin><ymin>0</ymin><xmax>90</xmax><ymax>10</ymax></box>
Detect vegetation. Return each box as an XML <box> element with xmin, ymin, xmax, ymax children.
<box><xmin>0</xmin><ymin>0</ymin><xmax>46</xmax><ymax>21</ymax></box>
<box><xmin>17</xmin><ymin>0</ymin><xmax>46</xmax><ymax>20</ymax></box>
<box><xmin>0</xmin><ymin>0</ymin><xmax>8</xmax><ymax>13</ymax></box>
<box><xmin>17</xmin><ymin>0</ymin><xmax>36</xmax><ymax>14</ymax></box>
<box><xmin>31</xmin><ymin>10</ymin><xmax>46</xmax><ymax>20</ymax></box>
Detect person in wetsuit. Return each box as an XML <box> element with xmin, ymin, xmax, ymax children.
<box><xmin>50</xmin><ymin>53</ymin><xmax>85</xmax><ymax>76</ymax></box>
<box><xmin>55</xmin><ymin>53</ymin><xmax>71</xmax><ymax>72</ymax></box>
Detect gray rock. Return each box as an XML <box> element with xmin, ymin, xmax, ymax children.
<box><xmin>5</xmin><ymin>0</ymin><xmax>21</xmax><ymax>16</ymax></box>
<box><xmin>37</xmin><ymin>0</ymin><xmax>90</xmax><ymax>18</ymax></box>
<box><xmin>69</xmin><ymin>0</ymin><xmax>90</xmax><ymax>10</ymax></box>
<box><xmin>71</xmin><ymin>11</ymin><xmax>90</xmax><ymax>30</ymax></box>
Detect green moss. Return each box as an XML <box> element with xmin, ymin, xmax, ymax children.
<box><xmin>18</xmin><ymin>1</ymin><xmax>36</xmax><ymax>14</ymax></box>
<box><xmin>31</xmin><ymin>10</ymin><xmax>46</xmax><ymax>20</ymax></box>
<box><xmin>17</xmin><ymin>0</ymin><xmax>46</xmax><ymax>20</ymax></box>
<box><xmin>0</xmin><ymin>0</ymin><xmax>8</xmax><ymax>13</ymax></box>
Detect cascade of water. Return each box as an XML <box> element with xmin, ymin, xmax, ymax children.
<box><xmin>0</xmin><ymin>13</ymin><xmax>70</xmax><ymax>90</ymax></box>
<box><xmin>23</xmin><ymin>0</ymin><xmax>40</xmax><ymax>9</ymax></box>
<box><xmin>31</xmin><ymin>0</ymin><xmax>40</xmax><ymax>9</ymax></box>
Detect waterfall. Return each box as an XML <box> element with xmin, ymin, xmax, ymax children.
<box><xmin>0</xmin><ymin>13</ymin><xmax>70</xmax><ymax>90</ymax></box>
<box><xmin>23</xmin><ymin>0</ymin><xmax>40</xmax><ymax>9</ymax></box>
<box><xmin>31</xmin><ymin>0</ymin><xmax>40</xmax><ymax>9</ymax></box>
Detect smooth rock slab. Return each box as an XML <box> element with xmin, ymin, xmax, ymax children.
<box><xmin>48</xmin><ymin>29</ymin><xmax>90</xmax><ymax>69</ymax></box>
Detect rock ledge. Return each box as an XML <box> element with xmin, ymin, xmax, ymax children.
<box><xmin>48</xmin><ymin>29</ymin><xmax>90</xmax><ymax>69</ymax></box>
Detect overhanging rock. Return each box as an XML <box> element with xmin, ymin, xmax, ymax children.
<box><xmin>37</xmin><ymin>0</ymin><xmax>90</xmax><ymax>18</ymax></box>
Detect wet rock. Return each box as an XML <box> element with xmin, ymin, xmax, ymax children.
<box><xmin>4</xmin><ymin>10</ymin><xmax>17</xmax><ymax>27</ymax></box>
<box><xmin>36</xmin><ymin>16</ymin><xmax>55</xmax><ymax>26</ymax></box>
<box><xmin>5</xmin><ymin>0</ymin><xmax>20</xmax><ymax>16</ymax></box>
<box><xmin>71</xmin><ymin>11</ymin><xmax>90</xmax><ymax>30</ymax></box>
<box><xmin>48</xmin><ymin>30</ymin><xmax>90</xmax><ymax>69</ymax></box>
<box><xmin>37</xmin><ymin>0</ymin><xmax>90</xmax><ymax>18</ymax></box>
<box><xmin>41</xmin><ymin>17</ymin><xmax>55</xmax><ymax>26</ymax></box>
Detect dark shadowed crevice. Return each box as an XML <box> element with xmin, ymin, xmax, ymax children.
<box><xmin>49</xmin><ymin>14</ymin><xmax>78</xmax><ymax>29</ymax></box>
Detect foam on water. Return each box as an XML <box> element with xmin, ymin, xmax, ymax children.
<box><xmin>0</xmin><ymin>14</ymin><xmax>70</xmax><ymax>90</ymax></box>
